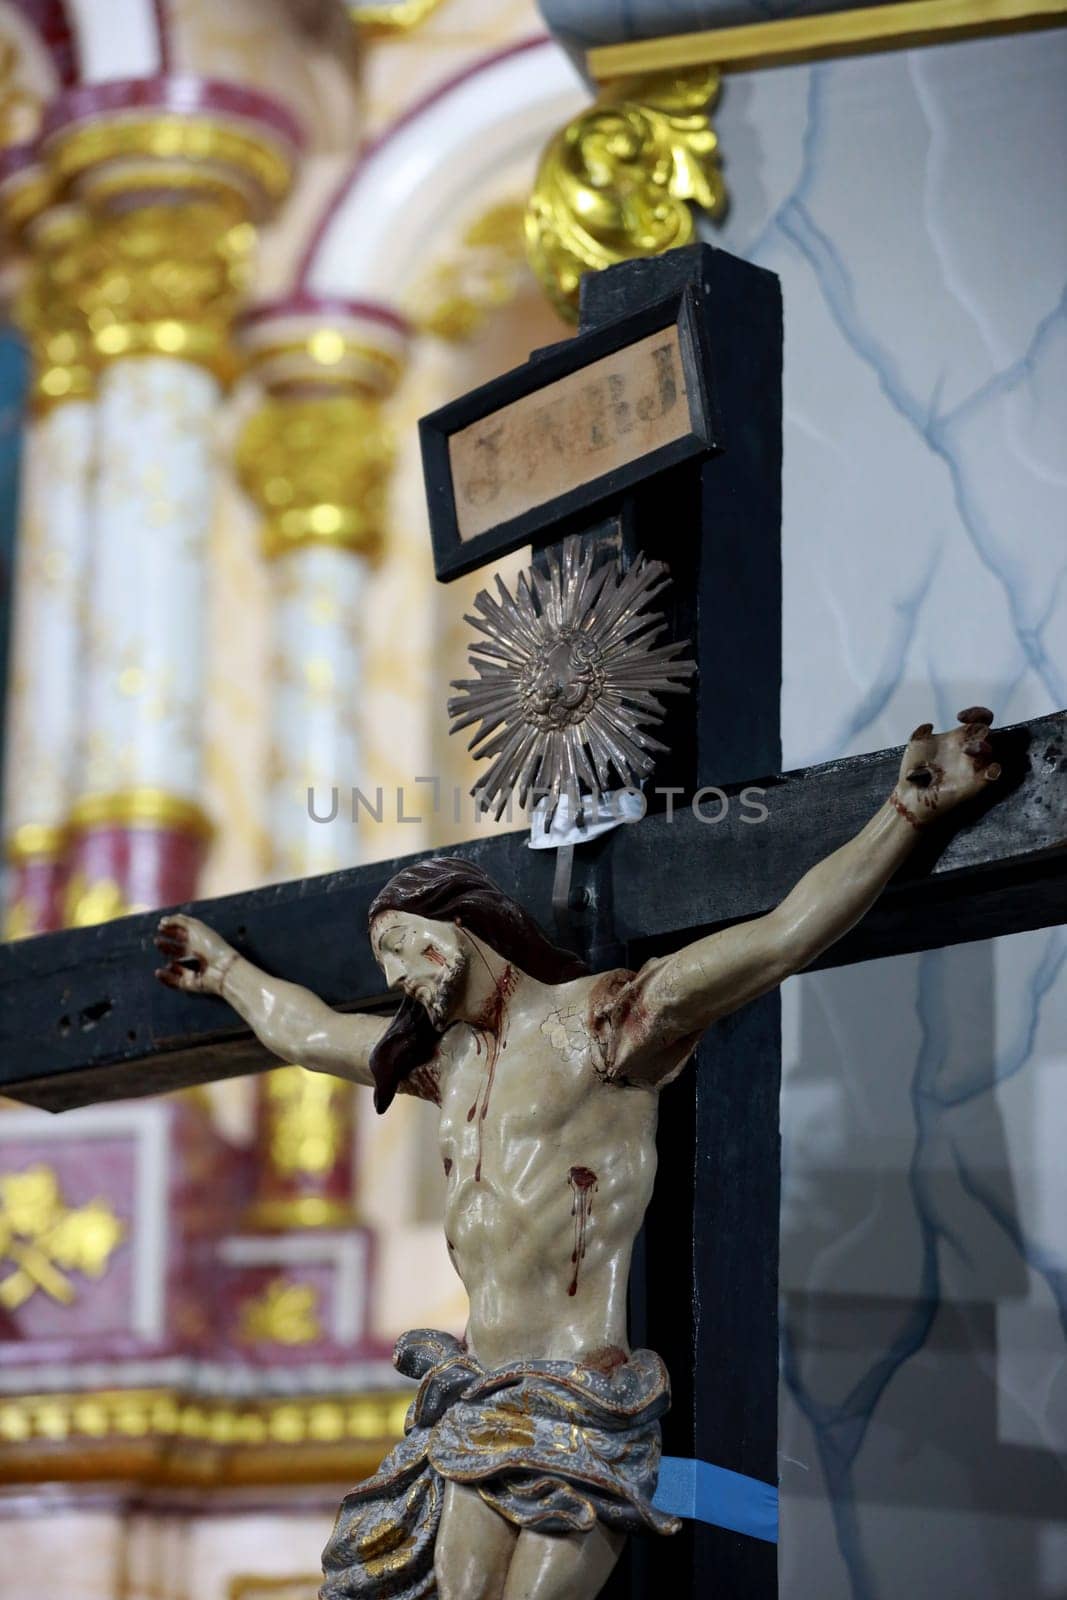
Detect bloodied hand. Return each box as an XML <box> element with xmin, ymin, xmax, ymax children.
<box><xmin>154</xmin><ymin>913</ymin><xmax>237</xmax><ymax>996</ymax></box>
<box><xmin>892</xmin><ymin>706</ymin><xmax>1001</xmax><ymax>827</ymax></box>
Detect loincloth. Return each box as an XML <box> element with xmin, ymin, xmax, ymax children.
<box><xmin>320</xmin><ymin>1328</ymin><xmax>680</xmax><ymax>1600</ymax></box>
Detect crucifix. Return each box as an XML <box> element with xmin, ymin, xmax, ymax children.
<box><xmin>1</xmin><ymin>246</ymin><xmax>1064</xmax><ymax>1600</ymax></box>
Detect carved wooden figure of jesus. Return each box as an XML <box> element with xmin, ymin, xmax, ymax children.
<box><xmin>154</xmin><ymin>711</ymin><xmax>1000</xmax><ymax>1600</ymax></box>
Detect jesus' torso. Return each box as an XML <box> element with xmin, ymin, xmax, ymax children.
<box><xmin>407</xmin><ymin>970</ymin><xmax>661</xmax><ymax>1371</ymax></box>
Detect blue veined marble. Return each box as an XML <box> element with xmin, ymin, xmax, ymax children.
<box><xmin>780</xmin><ymin>937</ymin><xmax>1067</xmax><ymax>1598</ymax></box>
<box><xmin>680</xmin><ymin>27</ymin><xmax>1067</xmax><ymax>1599</ymax></box>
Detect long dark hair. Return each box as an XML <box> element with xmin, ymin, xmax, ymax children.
<box><xmin>367</xmin><ymin>856</ymin><xmax>587</xmax><ymax>1113</ymax></box>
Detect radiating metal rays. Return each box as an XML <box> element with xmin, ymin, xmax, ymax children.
<box><xmin>448</xmin><ymin>536</ymin><xmax>695</xmax><ymax>822</ymax></box>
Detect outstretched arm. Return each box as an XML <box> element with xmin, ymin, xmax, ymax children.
<box><xmin>154</xmin><ymin>914</ymin><xmax>385</xmax><ymax>1087</ymax></box>
<box><xmin>605</xmin><ymin>710</ymin><xmax>1001</xmax><ymax>1086</ymax></box>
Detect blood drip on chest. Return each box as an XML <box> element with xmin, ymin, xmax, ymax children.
<box><xmin>568</xmin><ymin>1166</ymin><xmax>598</xmax><ymax>1296</ymax></box>
<box><xmin>465</xmin><ymin>964</ymin><xmax>515</xmax><ymax>1183</ymax></box>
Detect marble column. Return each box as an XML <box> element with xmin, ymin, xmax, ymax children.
<box><xmin>36</xmin><ymin>81</ymin><xmax>303</xmax><ymax>922</ymax></box>
<box><xmin>236</xmin><ymin>298</ymin><xmax>407</xmax><ymax>1228</ymax></box>
<box><xmin>1</xmin><ymin>154</ymin><xmax>96</xmax><ymax>938</ymax></box>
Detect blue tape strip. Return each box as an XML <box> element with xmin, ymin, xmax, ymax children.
<box><xmin>652</xmin><ymin>1457</ymin><xmax>779</xmax><ymax>1544</ymax></box>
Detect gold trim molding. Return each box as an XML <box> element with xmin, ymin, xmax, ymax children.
<box><xmin>588</xmin><ymin>0</ymin><xmax>1067</xmax><ymax>78</ymax></box>
<box><xmin>46</xmin><ymin>115</ymin><xmax>295</xmax><ymax>213</ymax></box>
<box><xmin>0</xmin><ymin>1387</ymin><xmax>409</xmax><ymax>1486</ymax></box>
<box><xmin>4</xmin><ymin>822</ymin><xmax>67</xmax><ymax>865</ymax></box>
<box><xmin>245</xmin><ymin>331</ymin><xmax>403</xmax><ymax>396</ymax></box>
<box><xmin>243</xmin><ymin>1195</ymin><xmax>359</xmax><ymax>1230</ymax></box>
<box><xmin>349</xmin><ymin>0</ymin><xmax>450</xmax><ymax>37</ymax></box>
<box><xmin>68</xmin><ymin>788</ymin><xmax>215</xmax><ymax>841</ymax></box>
<box><xmin>229</xmin><ymin>1579</ymin><xmax>320</xmax><ymax>1600</ymax></box>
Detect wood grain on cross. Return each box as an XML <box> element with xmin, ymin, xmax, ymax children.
<box><xmin>1</xmin><ymin>714</ymin><xmax>1062</xmax><ymax>1115</ymax></box>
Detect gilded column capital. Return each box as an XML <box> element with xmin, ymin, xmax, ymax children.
<box><xmin>34</xmin><ymin>79</ymin><xmax>305</xmax><ymax>385</ymax></box>
<box><xmin>0</xmin><ymin>143</ymin><xmax>52</xmax><ymax>253</ymax></box>
<box><xmin>240</xmin><ymin>300</ymin><xmax>409</xmax><ymax>397</ymax></box>
<box><xmin>41</xmin><ymin>79</ymin><xmax>303</xmax><ymax>218</ymax></box>
<box><xmin>525</xmin><ymin>66</ymin><xmax>727</xmax><ymax>321</ymax></box>
<box><xmin>236</xmin><ymin>297</ymin><xmax>406</xmax><ymax>559</ymax></box>
<box><xmin>236</xmin><ymin>390</ymin><xmax>395</xmax><ymax>560</ymax></box>
<box><xmin>75</xmin><ymin>196</ymin><xmax>256</xmax><ymax>386</ymax></box>
<box><xmin>13</xmin><ymin>203</ymin><xmax>97</xmax><ymax>411</ymax></box>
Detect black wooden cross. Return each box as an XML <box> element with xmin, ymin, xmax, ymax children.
<box><xmin>1</xmin><ymin>246</ymin><xmax>1064</xmax><ymax>1600</ymax></box>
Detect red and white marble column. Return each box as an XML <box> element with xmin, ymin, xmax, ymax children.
<box><xmin>1</xmin><ymin>150</ymin><xmax>95</xmax><ymax>937</ymax></box>
<box><xmin>38</xmin><ymin>81</ymin><xmax>304</xmax><ymax>922</ymax></box>
<box><xmin>235</xmin><ymin>296</ymin><xmax>409</xmax><ymax>1227</ymax></box>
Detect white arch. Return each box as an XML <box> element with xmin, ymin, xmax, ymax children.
<box><xmin>298</xmin><ymin>35</ymin><xmax>589</xmax><ymax>312</ymax></box>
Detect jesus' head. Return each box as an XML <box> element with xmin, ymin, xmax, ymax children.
<box><xmin>366</xmin><ymin>857</ymin><xmax>587</xmax><ymax>1113</ymax></box>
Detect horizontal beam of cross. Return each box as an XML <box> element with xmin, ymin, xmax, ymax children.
<box><xmin>1</xmin><ymin>711</ymin><xmax>1062</xmax><ymax>1112</ymax></box>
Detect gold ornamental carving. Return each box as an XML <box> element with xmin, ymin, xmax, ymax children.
<box><xmin>62</xmin><ymin>791</ymin><xmax>213</xmax><ymax>927</ymax></box>
<box><xmin>68</xmin><ymin>788</ymin><xmax>214</xmax><ymax>840</ymax></box>
<box><xmin>0</xmin><ymin>1385</ymin><xmax>410</xmax><ymax>1487</ymax></box>
<box><xmin>0</xmin><ymin>38</ymin><xmax>40</xmax><ymax>147</ymax></box>
<box><xmin>239</xmin><ymin>1278</ymin><xmax>323</xmax><ymax>1346</ymax></box>
<box><xmin>409</xmin><ymin>201</ymin><xmax>531</xmax><ymax>343</ymax></box>
<box><xmin>48</xmin><ymin>115</ymin><xmax>294</xmax><ymax>214</ymax></box>
<box><xmin>246</xmin><ymin>328</ymin><xmax>403</xmax><ymax>396</ymax></box>
<box><xmin>236</xmin><ymin>393</ymin><xmax>394</xmax><ymax>558</ymax></box>
<box><xmin>13</xmin><ymin>207</ymin><xmax>97</xmax><ymax>412</ymax></box>
<box><xmin>525</xmin><ymin>67</ymin><xmax>726</xmax><ymax>321</ymax></box>
<box><xmin>77</xmin><ymin>199</ymin><xmax>256</xmax><ymax>385</ymax></box>
<box><xmin>264</xmin><ymin>1066</ymin><xmax>347</xmax><ymax>1178</ymax></box>
<box><xmin>348</xmin><ymin>0</ymin><xmax>451</xmax><ymax>37</ymax></box>
<box><xmin>0</xmin><ymin>1164</ymin><xmax>125</xmax><ymax>1311</ymax></box>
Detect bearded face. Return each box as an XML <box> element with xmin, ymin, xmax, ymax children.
<box><xmin>371</xmin><ymin>911</ymin><xmax>467</xmax><ymax>1029</ymax></box>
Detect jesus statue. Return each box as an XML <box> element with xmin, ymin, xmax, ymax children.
<box><xmin>154</xmin><ymin>710</ymin><xmax>999</xmax><ymax>1600</ymax></box>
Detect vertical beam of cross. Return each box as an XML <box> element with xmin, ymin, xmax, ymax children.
<box><xmin>577</xmin><ymin>247</ymin><xmax>783</xmax><ymax>1599</ymax></box>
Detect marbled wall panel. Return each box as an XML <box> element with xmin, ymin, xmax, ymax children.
<box><xmin>700</xmin><ymin>29</ymin><xmax>1065</xmax><ymax>1598</ymax></box>
<box><xmin>540</xmin><ymin>0</ymin><xmax>906</xmax><ymax>50</ymax></box>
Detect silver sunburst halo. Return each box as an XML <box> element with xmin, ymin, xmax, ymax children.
<box><xmin>448</xmin><ymin>536</ymin><xmax>695</xmax><ymax>821</ymax></box>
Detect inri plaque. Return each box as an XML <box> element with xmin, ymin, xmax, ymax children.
<box><xmin>420</xmin><ymin>286</ymin><xmax>718</xmax><ymax>581</ymax></box>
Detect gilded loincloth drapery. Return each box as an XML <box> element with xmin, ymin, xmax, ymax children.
<box><xmin>320</xmin><ymin>1328</ymin><xmax>680</xmax><ymax>1600</ymax></box>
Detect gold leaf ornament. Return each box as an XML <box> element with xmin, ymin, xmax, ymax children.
<box><xmin>0</xmin><ymin>1165</ymin><xmax>126</xmax><ymax>1311</ymax></box>
<box><xmin>236</xmin><ymin>393</ymin><xmax>394</xmax><ymax>558</ymax></box>
<box><xmin>410</xmin><ymin>201</ymin><xmax>529</xmax><ymax>343</ymax></box>
<box><xmin>240</xmin><ymin>1278</ymin><xmax>322</xmax><ymax>1346</ymax></box>
<box><xmin>266</xmin><ymin>1066</ymin><xmax>347</xmax><ymax>1177</ymax></box>
<box><xmin>525</xmin><ymin>67</ymin><xmax>726</xmax><ymax>320</ymax></box>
